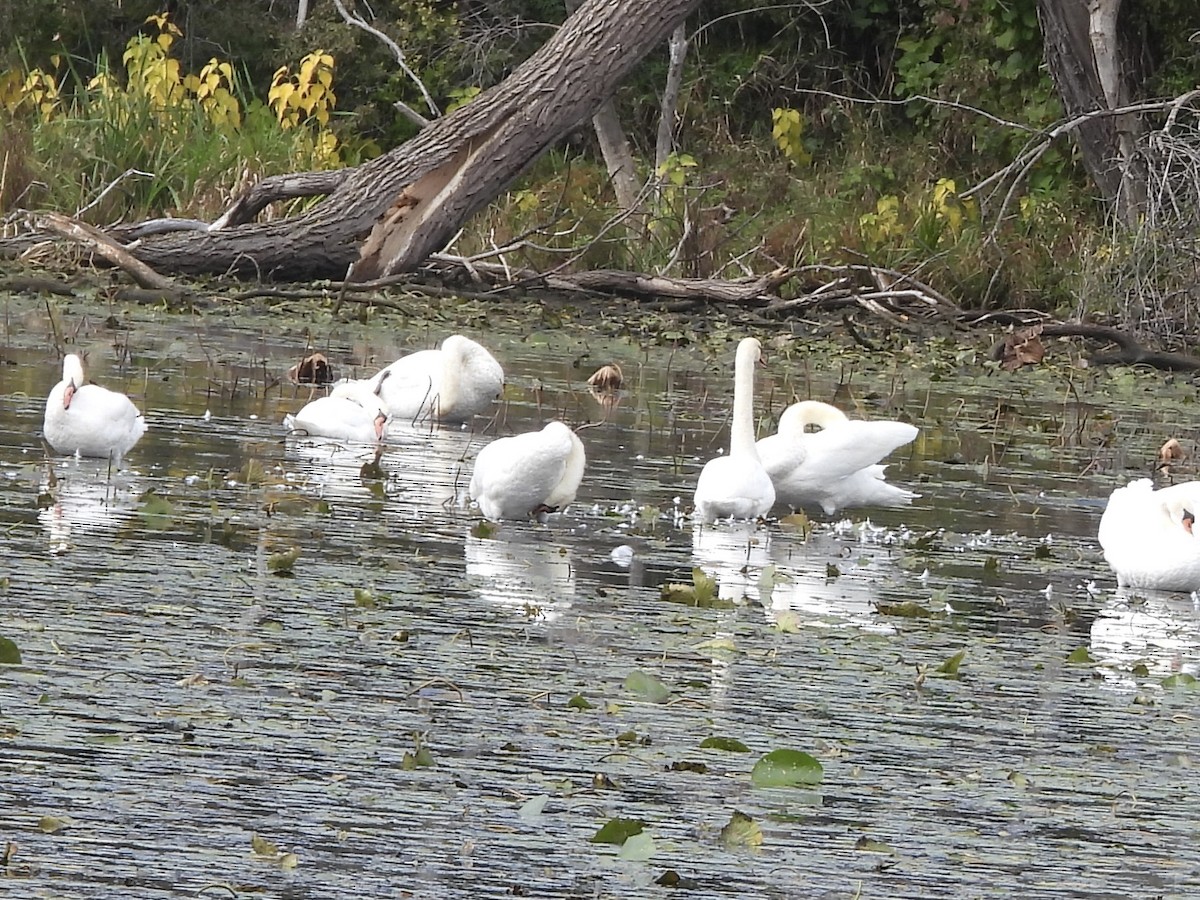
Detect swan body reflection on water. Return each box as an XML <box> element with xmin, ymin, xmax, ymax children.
<box><xmin>465</xmin><ymin>529</ymin><xmax>575</xmax><ymax>623</ymax></box>
<box><xmin>39</xmin><ymin>460</ymin><xmax>138</xmax><ymax>554</ymax></box>
<box><xmin>691</xmin><ymin>520</ymin><xmax>900</xmax><ymax>633</ymax></box>
<box><xmin>1090</xmin><ymin>589</ymin><xmax>1200</xmax><ymax>686</ymax></box>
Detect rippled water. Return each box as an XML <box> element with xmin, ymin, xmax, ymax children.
<box><xmin>2</xmin><ymin>294</ymin><xmax>1199</xmax><ymax>898</ymax></box>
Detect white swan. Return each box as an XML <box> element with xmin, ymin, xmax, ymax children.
<box><xmin>43</xmin><ymin>354</ymin><xmax>146</xmax><ymax>468</ymax></box>
<box><xmin>693</xmin><ymin>337</ymin><xmax>775</xmax><ymax>523</ymax></box>
<box><xmin>1098</xmin><ymin>478</ymin><xmax>1200</xmax><ymax>592</ymax></box>
<box><xmin>284</xmin><ymin>381</ymin><xmax>388</xmax><ymax>444</ymax></box>
<box><xmin>756</xmin><ymin>400</ymin><xmax>918</xmax><ymax>515</ymax></box>
<box><xmin>469</xmin><ymin>421</ymin><xmax>586</xmax><ymax>521</ymax></box>
<box><xmin>364</xmin><ymin>334</ymin><xmax>504</xmax><ymax>425</ymax></box>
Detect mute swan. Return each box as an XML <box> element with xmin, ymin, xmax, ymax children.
<box><xmin>693</xmin><ymin>337</ymin><xmax>775</xmax><ymax>523</ymax></box>
<box><xmin>756</xmin><ymin>400</ymin><xmax>918</xmax><ymax>515</ymax></box>
<box><xmin>1098</xmin><ymin>478</ymin><xmax>1200</xmax><ymax>592</ymax></box>
<box><xmin>365</xmin><ymin>334</ymin><xmax>504</xmax><ymax>425</ymax></box>
<box><xmin>284</xmin><ymin>380</ymin><xmax>389</xmax><ymax>443</ymax></box>
<box><xmin>469</xmin><ymin>421</ymin><xmax>586</xmax><ymax>521</ymax></box>
<box><xmin>43</xmin><ymin>354</ymin><xmax>146</xmax><ymax>468</ymax></box>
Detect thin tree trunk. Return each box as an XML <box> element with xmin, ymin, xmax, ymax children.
<box><xmin>127</xmin><ymin>0</ymin><xmax>702</xmax><ymax>281</ymax></box>
<box><xmin>1036</xmin><ymin>0</ymin><xmax>1145</xmax><ymax>225</ymax></box>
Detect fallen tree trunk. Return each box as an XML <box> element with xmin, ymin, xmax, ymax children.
<box><xmin>123</xmin><ymin>0</ymin><xmax>703</xmax><ymax>281</ymax></box>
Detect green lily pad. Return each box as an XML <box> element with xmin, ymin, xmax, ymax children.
<box><xmin>751</xmin><ymin>748</ymin><xmax>823</xmax><ymax>788</ymax></box>
<box><xmin>623</xmin><ymin>669</ymin><xmax>670</xmax><ymax>703</ymax></box>
<box><xmin>137</xmin><ymin>490</ymin><xmax>176</xmax><ymax>530</ymax></box>
<box><xmin>700</xmin><ymin>736</ymin><xmax>751</xmax><ymax>753</ymax></box>
<box><xmin>0</xmin><ymin>636</ymin><xmax>21</xmax><ymax>664</ymax></box>
<box><xmin>1066</xmin><ymin>646</ymin><xmax>1095</xmax><ymax>664</ymax></box>
<box><xmin>591</xmin><ymin>816</ymin><xmax>645</xmax><ymax>845</ymax></box>
<box><xmin>1162</xmin><ymin>672</ymin><xmax>1198</xmax><ymax>689</ymax></box>
<box><xmin>618</xmin><ymin>831</ymin><xmax>656</xmax><ymax>861</ymax></box>
<box><xmin>719</xmin><ymin>810</ymin><xmax>763</xmax><ymax>849</ymax></box>
<box><xmin>267</xmin><ymin>546</ymin><xmax>301</xmax><ymax>575</ymax></box>
<box><xmin>936</xmin><ymin>648</ymin><xmax>966</xmax><ymax>676</ymax></box>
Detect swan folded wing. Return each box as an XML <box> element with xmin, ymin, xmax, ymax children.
<box><xmin>470</xmin><ymin>428</ymin><xmax>575</xmax><ymax>519</ymax></box>
<box><xmin>759</xmin><ymin>421</ymin><xmax>911</xmax><ymax>484</ymax></box>
<box><xmin>366</xmin><ymin>350</ymin><xmax>441</xmax><ymax>420</ymax></box>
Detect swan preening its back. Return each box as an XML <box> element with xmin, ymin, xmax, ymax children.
<box><xmin>469</xmin><ymin>421</ymin><xmax>586</xmax><ymax>521</ymax></box>
<box><xmin>756</xmin><ymin>400</ymin><xmax>918</xmax><ymax>515</ymax></box>
<box><xmin>284</xmin><ymin>380</ymin><xmax>389</xmax><ymax>444</ymax></box>
<box><xmin>692</xmin><ymin>337</ymin><xmax>776</xmax><ymax>524</ymax></box>
<box><xmin>365</xmin><ymin>334</ymin><xmax>504</xmax><ymax>426</ymax></box>
<box><xmin>1098</xmin><ymin>478</ymin><xmax>1200</xmax><ymax>592</ymax></box>
<box><xmin>43</xmin><ymin>354</ymin><xmax>147</xmax><ymax>468</ymax></box>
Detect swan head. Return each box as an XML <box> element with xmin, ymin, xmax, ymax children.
<box><xmin>61</xmin><ymin>354</ymin><xmax>86</xmax><ymax>409</ymax></box>
<box><xmin>735</xmin><ymin>337</ymin><xmax>764</xmax><ymax>370</ymax></box>
<box><xmin>778</xmin><ymin>400</ymin><xmax>850</xmax><ymax>436</ymax></box>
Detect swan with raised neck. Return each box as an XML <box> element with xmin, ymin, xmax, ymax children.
<box><xmin>692</xmin><ymin>337</ymin><xmax>775</xmax><ymax>523</ymax></box>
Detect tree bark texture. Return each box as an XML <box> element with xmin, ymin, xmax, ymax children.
<box><xmin>1036</xmin><ymin>0</ymin><xmax>1145</xmax><ymax>224</ymax></box>
<box><xmin>127</xmin><ymin>0</ymin><xmax>703</xmax><ymax>281</ymax></box>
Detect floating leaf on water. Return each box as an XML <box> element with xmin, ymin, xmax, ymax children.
<box><xmin>590</xmin><ymin>816</ymin><xmax>645</xmax><ymax>845</ymax></box>
<box><xmin>518</xmin><ymin>794</ymin><xmax>550</xmax><ymax>823</ymax></box>
<box><xmin>1007</xmin><ymin>770</ymin><xmax>1028</xmax><ymax>789</ymax></box>
<box><xmin>353</xmin><ymin>587</ymin><xmax>376</xmax><ymax>608</ymax></box>
<box><xmin>0</xmin><ymin>636</ymin><xmax>21</xmax><ymax>665</ymax></box>
<box><xmin>567</xmin><ymin>693</ymin><xmax>593</xmax><ymax>710</ymax></box>
<box><xmin>250</xmin><ymin>833</ymin><xmax>278</xmax><ymax>857</ymax></box>
<box><xmin>1034</xmin><ymin>544</ymin><xmax>1052</xmax><ymax>560</ymax></box>
<box><xmin>618</xmin><ymin>831</ymin><xmax>656</xmax><ymax>861</ymax></box>
<box><xmin>614</xmin><ymin>730</ymin><xmax>642</xmax><ymax>745</ymax></box>
<box><xmin>700</xmin><ymin>736</ymin><xmax>751</xmax><ymax>753</ymax></box>
<box><xmin>936</xmin><ymin>648</ymin><xmax>966</xmax><ymax>676</ymax></box>
<box><xmin>719</xmin><ymin>810</ymin><xmax>763</xmax><ymax>850</ymax></box>
<box><xmin>137</xmin><ymin>490</ymin><xmax>176</xmax><ymax>530</ymax></box>
<box><xmin>668</xmin><ymin>760</ymin><xmax>708</xmax><ymax>774</ymax></box>
<box><xmin>778</xmin><ymin>512</ymin><xmax>812</xmax><ymax>537</ymax></box>
<box><xmin>623</xmin><ymin>669</ymin><xmax>670</xmax><ymax>703</ymax></box>
<box><xmin>401</xmin><ymin>746</ymin><xmax>436</xmax><ymax>769</ymax></box>
<box><xmin>279</xmin><ymin>852</ymin><xmax>299</xmax><ymax>870</ymax></box>
<box><xmin>751</xmin><ymin>748</ymin><xmax>823</xmax><ymax>788</ymax></box>
<box><xmin>983</xmin><ymin>555</ymin><xmax>1001</xmax><ymax>575</ymax></box>
<box><xmin>694</xmin><ymin>636</ymin><xmax>738</xmax><ymax>653</ymax></box>
<box><xmin>875</xmin><ymin>600</ymin><xmax>933</xmax><ymax>618</ymax></box>
<box><xmin>772</xmin><ymin>610</ymin><xmax>802</xmax><ymax>633</ymax></box>
<box><xmin>854</xmin><ymin>836</ymin><xmax>895</xmax><ymax>854</ymax></box>
<box><xmin>825</xmin><ymin>563</ymin><xmax>841</xmax><ymax>579</ymax></box>
<box><xmin>1066</xmin><ymin>646</ymin><xmax>1095</xmax><ymax>665</ymax></box>
<box><xmin>471</xmin><ymin>520</ymin><xmax>498</xmax><ymax>539</ymax></box>
<box><xmin>267</xmin><ymin>546</ymin><xmax>301</xmax><ymax>575</ymax></box>
<box><xmin>37</xmin><ymin>815</ymin><xmax>71</xmax><ymax>834</ymax></box>
<box><xmin>1131</xmin><ymin>662</ymin><xmax>1150</xmax><ymax>677</ymax></box>
<box><xmin>660</xmin><ymin>567</ymin><xmax>731</xmax><ymax>608</ymax></box>
<box><xmin>1162</xmin><ymin>672</ymin><xmax>1198</xmax><ymax>689</ymax></box>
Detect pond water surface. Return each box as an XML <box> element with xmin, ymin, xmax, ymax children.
<box><xmin>1</xmin><ymin>293</ymin><xmax>1199</xmax><ymax>898</ymax></box>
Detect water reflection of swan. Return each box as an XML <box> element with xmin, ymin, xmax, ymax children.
<box><xmin>1090</xmin><ymin>589</ymin><xmax>1200</xmax><ymax>685</ymax></box>
<box><xmin>39</xmin><ymin>461</ymin><xmax>138</xmax><ymax>554</ymax></box>
<box><xmin>691</xmin><ymin>521</ymin><xmax>898</xmax><ymax>632</ymax></box>
<box><xmin>465</xmin><ymin>530</ymin><xmax>576</xmax><ymax>622</ymax></box>
<box><xmin>283</xmin><ymin>438</ymin><xmax>398</xmax><ymax>503</ymax></box>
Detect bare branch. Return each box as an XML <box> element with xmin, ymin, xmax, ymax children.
<box><xmin>331</xmin><ymin>0</ymin><xmax>440</xmax><ymax>121</ymax></box>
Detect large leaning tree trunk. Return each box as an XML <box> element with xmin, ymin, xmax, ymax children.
<box><xmin>126</xmin><ymin>0</ymin><xmax>703</xmax><ymax>282</ymax></box>
<box><xmin>1036</xmin><ymin>0</ymin><xmax>1147</xmax><ymax>226</ymax></box>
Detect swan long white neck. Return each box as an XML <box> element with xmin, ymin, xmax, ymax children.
<box><xmin>437</xmin><ymin>336</ymin><xmax>466</xmax><ymax>415</ymax></box>
<box><xmin>730</xmin><ymin>338</ymin><xmax>762</xmax><ymax>460</ymax></box>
